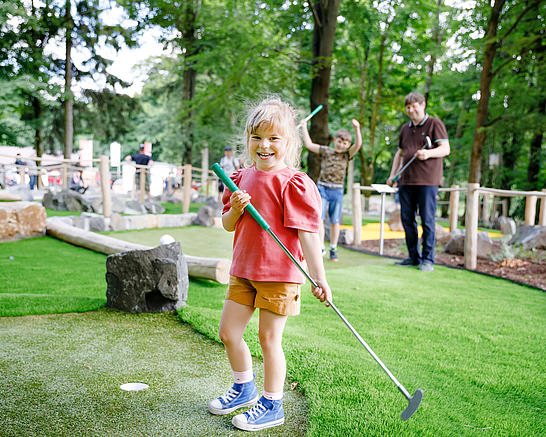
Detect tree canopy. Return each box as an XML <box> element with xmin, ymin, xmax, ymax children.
<box><xmin>1</xmin><ymin>0</ymin><xmax>544</xmax><ymax>207</ymax></box>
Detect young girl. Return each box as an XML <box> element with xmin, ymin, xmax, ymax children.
<box><xmin>208</xmin><ymin>98</ymin><xmax>332</xmax><ymax>431</ymax></box>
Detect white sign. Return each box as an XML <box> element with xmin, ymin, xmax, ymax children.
<box><xmin>79</xmin><ymin>140</ymin><xmax>93</xmax><ymax>167</ymax></box>
<box><xmin>110</xmin><ymin>142</ymin><xmax>121</xmax><ymax>167</ymax></box>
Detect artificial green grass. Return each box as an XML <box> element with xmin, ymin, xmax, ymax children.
<box><xmin>0</xmin><ymin>310</ymin><xmax>307</xmax><ymax>437</ymax></box>
<box><xmin>0</xmin><ymin>237</ymin><xmax>107</xmax><ymax>316</ymax></box>
<box><xmin>2</xmin><ymin>227</ymin><xmax>544</xmax><ymax>435</ymax></box>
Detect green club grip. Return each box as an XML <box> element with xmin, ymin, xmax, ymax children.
<box><xmin>211</xmin><ymin>163</ymin><xmax>271</xmax><ymax>231</ymax></box>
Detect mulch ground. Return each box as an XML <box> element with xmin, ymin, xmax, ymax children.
<box><xmin>354</xmin><ymin>239</ymin><xmax>546</xmax><ymax>291</ymax></box>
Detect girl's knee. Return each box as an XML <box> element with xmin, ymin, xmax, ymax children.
<box><xmin>219</xmin><ymin>326</ymin><xmax>238</xmax><ymax>346</ymax></box>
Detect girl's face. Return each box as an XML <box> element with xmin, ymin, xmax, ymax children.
<box><xmin>248</xmin><ymin>123</ymin><xmax>288</xmax><ymax>172</ymax></box>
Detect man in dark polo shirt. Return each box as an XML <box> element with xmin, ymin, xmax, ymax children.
<box><xmin>387</xmin><ymin>92</ymin><xmax>450</xmax><ymax>272</ymax></box>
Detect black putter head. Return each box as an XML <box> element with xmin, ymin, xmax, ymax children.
<box><xmin>401</xmin><ymin>389</ymin><xmax>423</xmax><ymax>420</ymax></box>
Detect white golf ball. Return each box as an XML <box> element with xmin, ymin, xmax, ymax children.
<box><xmin>159</xmin><ymin>234</ymin><xmax>175</xmax><ymax>245</ymax></box>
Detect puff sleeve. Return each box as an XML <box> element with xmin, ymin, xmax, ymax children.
<box><xmin>221</xmin><ymin>170</ymin><xmax>243</xmax><ymax>214</ymax></box>
<box><xmin>283</xmin><ymin>172</ymin><xmax>321</xmax><ymax>233</ymax></box>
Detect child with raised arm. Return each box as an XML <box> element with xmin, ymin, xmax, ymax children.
<box><xmin>300</xmin><ymin>119</ymin><xmax>362</xmax><ymax>261</ymax></box>
<box><xmin>208</xmin><ymin>98</ymin><xmax>332</xmax><ymax>432</ymax></box>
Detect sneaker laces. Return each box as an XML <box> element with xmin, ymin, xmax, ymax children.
<box><xmin>219</xmin><ymin>387</ymin><xmax>239</xmax><ymax>403</ymax></box>
<box><xmin>245</xmin><ymin>402</ymin><xmax>267</xmax><ymax>420</ymax></box>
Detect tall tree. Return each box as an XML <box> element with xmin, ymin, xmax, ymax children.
<box><xmin>468</xmin><ymin>0</ymin><xmax>542</xmax><ymax>184</ymax></box>
<box><xmin>306</xmin><ymin>0</ymin><xmax>342</xmax><ymax>181</ymax></box>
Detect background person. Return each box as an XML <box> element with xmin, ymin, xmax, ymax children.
<box><xmin>218</xmin><ymin>146</ymin><xmax>240</xmax><ymax>194</ymax></box>
<box><xmin>387</xmin><ymin>92</ymin><xmax>450</xmax><ymax>272</ymax></box>
<box><xmin>125</xmin><ymin>144</ymin><xmax>153</xmax><ymax>200</ymax></box>
<box><xmin>300</xmin><ymin>118</ymin><xmax>362</xmax><ymax>261</ymax></box>
<box><xmin>208</xmin><ymin>97</ymin><xmax>331</xmax><ymax>432</ymax></box>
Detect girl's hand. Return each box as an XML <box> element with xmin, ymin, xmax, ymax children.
<box><xmin>230</xmin><ymin>190</ymin><xmax>251</xmax><ymax>214</ymax></box>
<box><xmin>352</xmin><ymin>119</ymin><xmax>361</xmax><ymax>129</ymax></box>
<box><xmin>311</xmin><ymin>279</ymin><xmax>332</xmax><ymax>307</ymax></box>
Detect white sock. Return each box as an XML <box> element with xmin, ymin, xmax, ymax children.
<box><xmin>263</xmin><ymin>390</ymin><xmax>283</xmax><ymax>401</ymax></box>
<box><xmin>232</xmin><ymin>369</ymin><xmax>253</xmax><ymax>384</ymax></box>
<box><xmin>330</xmin><ymin>244</ymin><xmax>336</xmax><ymax>249</ymax></box>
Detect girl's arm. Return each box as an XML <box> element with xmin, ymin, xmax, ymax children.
<box><xmin>348</xmin><ymin>119</ymin><xmax>362</xmax><ymax>158</ymax></box>
<box><xmin>298</xmin><ymin>230</ymin><xmax>332</xmax><ymax>306</ymax></box>
<box><xmin>222</xmin><ymin>190</ymin><xmax>251</xmax><ymax>232</ymax></box>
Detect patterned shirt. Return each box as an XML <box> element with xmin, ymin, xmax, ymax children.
<box><xmin>317</xmin><ymin>146</ymin><xmax>351</xmax><ymax>189</ymax></box>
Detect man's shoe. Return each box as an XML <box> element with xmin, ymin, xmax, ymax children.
<box><xmin>329</xmin><ymin>248</ymin><xmax>339</xmax><ymax>262</ymax></box>
<box><xmin>395</xmin><ymin>258</ymin><xmax>420</xmax><ymax>266</ymax></box>
<box><xmin>208</xmin><ymin>380</ymin><xmax>259</xmax><ymax>415</ymax></box>
<box><xmin>419</xmin><ymin>261</ymin><xmax>434</xmax><ymax>272</ymax></box>
<box><xmin>232</xmin><ymin>396</ymin><xmax>284</xmax><ymax>431</ymax></box>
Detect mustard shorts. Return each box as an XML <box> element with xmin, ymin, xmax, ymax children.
<box><xmin>226</xmin><ymin>276</ymin><xmax>301</xmax><ymax>316</ymax></box>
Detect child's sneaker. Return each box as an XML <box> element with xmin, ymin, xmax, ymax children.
<box><xmin>329</xmin><ymin>248</ymin><xmax>338</xmax><ymax>261</ymax></box>
<box><xmin>232</xmin><ymin>396</ymin><xmax>284</xmax><ymax>431</ymax></box>
<box><xmin>208</xmin><ymin>380</ymin><xmax>259</xmax><ymax>415</ymax></box>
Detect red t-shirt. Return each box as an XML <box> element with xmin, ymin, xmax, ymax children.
<box><xmin>222</xmin><ymin>166</ymin><xmax>321</xmax><ymax>283</ymax></box>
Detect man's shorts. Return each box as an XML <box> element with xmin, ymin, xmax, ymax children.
<box><xmin>317</xmin><ymin>184</ymin><xmax>344</xmax><ymax>224</ymax></box>
<box><xmin>135</xmin><ymin>170</ymin><xmax>150</xmax><ymax>191</ymax></box>
<box><xmin>226</xmin><ymin>276</ymin><xmax>301</xmax><ymax>316</ymax></box>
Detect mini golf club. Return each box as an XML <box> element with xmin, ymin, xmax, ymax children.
<box><xmin>212</xmin><ymin>163</ymin><xmax>424</xmax><ymax>421</ymax></box>
<box><xmin>392</xmin><ymin>135</ymin><xmax>433</xmax><ymax>183</ymax></box>
<box><xmin>302</xmin><ymin>104</ymin><xmax>323</xmax><ymax>123</ymax></box>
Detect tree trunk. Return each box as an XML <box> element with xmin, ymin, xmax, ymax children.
<box><xmin>180</xmin><ymin>0</ymin><xmax>201</xmax><ymax>165</ymax></box>
<box><xmin>468</xmin><ymin>0</ymin><xmax>506</xmax><ymax>184</ymax></box>
<box><xmin>63</xmin><ymin>0</ymin><xmax>74</xmax><ymax>159</ymax></box>
<box><xmin>32</xmin><ymin>96</ymin><xmax>42</xmax><ymax>158</ymax></box>
<box><xmin>307</xmin><ymin>0</ymin><xmax>342</xmax><ymax>182</ymax></box>
<box><xmin>358</xmin><ymin>46</ymin><xmax>371</xmax><ymax>186</ymax></box>
<box><xmin>527</xmin><ymin>98</ymin><xmax>544</xmax><ymax>190</ymax></box>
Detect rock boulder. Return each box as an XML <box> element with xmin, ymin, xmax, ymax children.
<box><xmin>0</xmin><ymin>201</ymin><xmax>47</xmax><ymax>241</ymax></box>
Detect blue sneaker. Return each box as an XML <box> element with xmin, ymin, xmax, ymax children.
<box><xmin>232</xmin><ymin>396</ymin><xmax>284</xmax><ymax>431</ymax></box>
<box><xmin>208</xmin><ymin>380</ymin><xmax>259</xmax><ymax>415</ymax></box>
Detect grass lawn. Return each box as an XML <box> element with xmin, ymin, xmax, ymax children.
<box><xmin>1</xmin><ymin>227</ymin><xmax>545</xmax><ymax>436</ymax></box>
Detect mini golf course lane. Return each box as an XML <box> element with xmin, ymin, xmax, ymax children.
<box><xmin>0</xmin><ymin>309</ymin><xmax>307</xmax><ymax>437</ymax></box>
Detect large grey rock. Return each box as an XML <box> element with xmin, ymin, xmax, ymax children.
<box><xmin>387</xmin><ymin>209</ymin><xmax>404</xmax><ymax>232</ymax></box>
<box><xmin>7</xmin><ymin>184</ymin><xmax>33</xmax><ymax>201</ymax></box>
<box><xmin>509</xmin><ymin>225</ymin><xmax>546</xmax><ymax>250</ymax></box>
<box><xmin>444</xmin><ymin>229</ymin><xmax>494</xmax><ymax>258</ymax></box>
<box><xmin>338</xmin><ymin>228</ymin><xmax>353</xmax><ymax>245</ymax></box>
<box><xmin>435</xmin><ymin>223</ymin><xmax>451</xmax><ymax>245</ymax></box>
<box><xmin>144</xmin><ymin>201</ymin><xmax>166</xmax><ymax>214</ymax></box>
<box><xmin>125</xmin><ymin>200</ymin><xmax>147</xmax><ymax>215</ymax></box>
<box><xmin>193</xmin><ymin>205</ymin><xmax>215</xmax><ymax>227</ymax></box>
<box><xmin>105</xmin><ymin>242</ymin><xmax>188</xmax><ymax>313</ymax></box>
<box><xmin>498</xmin><ymin>216</ymin><xmax>516</xmax><ymax>236</ymax></box>
<box><xmin>41</xmin><ymin>189</ymin><xmax>93</xmax><ymax>212</ymax></box>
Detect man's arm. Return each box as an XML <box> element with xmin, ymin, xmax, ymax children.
<box><xmin>348</xmin><ymin>119</ymin><xmax>362</xmax><ymax>159</ymax></box>
<box><xmin>387</xmin><ymin>149</ymin><xmax>403</xmax><ymax>186</ymax></box>
<box><xmin>299</xmin><ymin>121</ymin><xmax>321</xmax><ymax>154</ymax></box>
<box><xmin>416</xmin><ymin>140</ymin><xmax>450</xmax><ymax>160</ymax></box>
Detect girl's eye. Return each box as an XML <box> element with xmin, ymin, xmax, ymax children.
<box><xmin>251</xmin><ymin>135</ymin><xmax>261</xmax><ymax>140</ymax></box>
<box><xmin>270</xmin><ymin>137</ymin><xmax>280</xmax><ymax>141</ymax></box>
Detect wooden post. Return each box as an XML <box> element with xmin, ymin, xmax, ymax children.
<box><xmin>183</xmin><ymin>163</ymin><xmax>192</xmax><ymax>213</ymax></box>
<box><xmin>449</xmin><ymin>185</ymin><xmax>460</xmax><ymax>232</ymax></box>
<box><xmin>201</xmin><ymin>147</ymin><xmax>209</xmax><ymax>195</ymax></box>
<box><xmin>352</xmin><ymin>183</ymin><xmax>362</xmax><ymax>247</ymax></box>
<box><xmin>347</xmin><ymin>159</ymin><xmax>354</xmax><ymax>202</ymax></box>
<box><xmin>464</xmin><ymin>183</ymin><xmax>480</xmax><ymax>270</ymax></box>
<box><xmin>0</xmin><ymin>165</ymin><xmax>6</xmax><ymax>188</ymax></box>
<box><xmin>539</xmin><ymin>189</ymin><xmax>546</xmax><ymax>226</ymax></box>
<box><xmin>502</xmin><ymin>198</ymin><xmax>508</xmax><ymax>217</ymax></box>
<box><xmin>481</xmin><ymin>193</ymin><xmax>491</xmax><ymax>226</ymax></box>
<box><xmin>139</xmin><ymin>166</ymin><xmax>145</xmax><ymax>203</ymax></box>
<box><xmin>524</xmin><ymin>195</ymin><xmax>537</xmax><ymax>226</ymax></box>
<box><xmin>62</xmin><ymin>162</ymin><xmax>69</xmax><ymax>189</ymax></box>
<box><xmin>99</xmin><ymin>155</ymin><xmax>112</xmax><ymax>218</ymax></box>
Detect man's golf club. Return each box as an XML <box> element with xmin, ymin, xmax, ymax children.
<box><xmin>392</xmin><ymin>135</ymin><xmax>432</xmax><ymax>183</ymax></box>
<box><xmin>211</xmin><ymin>163</ymin><xmax>424</xmax><ymax>421</ymax></box>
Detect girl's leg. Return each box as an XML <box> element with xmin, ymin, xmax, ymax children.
<box><xmin>258</xmin><ymin>308</ymin><xmax>288</xmax><ymax>394</ymax></box>
<box><xmin>218</xmin><ymin>299</ymin><xmax>255</xmax><ymax>372</ymax></box>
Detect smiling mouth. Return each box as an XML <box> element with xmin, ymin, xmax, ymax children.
<box><xmin>257</xmin><ymin>152</ymin><xmax>274</xmax><ymax>159</ymax></box>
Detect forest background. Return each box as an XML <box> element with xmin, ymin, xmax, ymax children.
<box><xmin>1</xmin><ymin>0</ymin><xmax>544</xmax><ymax>220</ymax></box>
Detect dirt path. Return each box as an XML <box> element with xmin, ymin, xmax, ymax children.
<box><xmin>0</xmin><ymin>310</ymin><xmax>307</xmax><ymax>436</ymax></box>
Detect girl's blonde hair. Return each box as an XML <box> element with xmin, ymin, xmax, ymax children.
<box><xmin>241</xmin><ymin>97</ymin><xmax>301</xmax><ymax>170</ymax></box>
